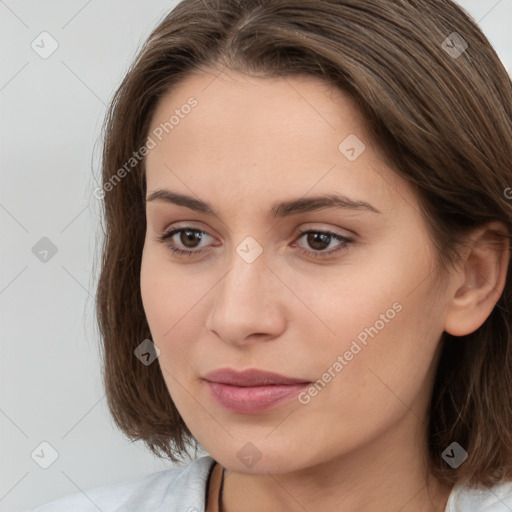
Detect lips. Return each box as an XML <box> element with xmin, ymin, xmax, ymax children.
<box><xmin>201</xmin><ymin>368</ymin><xmax>311</xmax><ymax>413</ymax></box>
<box><xmin>202</xmin><ymin>368</ymin><xmax>310</xmax><ymax>386</ymax></box>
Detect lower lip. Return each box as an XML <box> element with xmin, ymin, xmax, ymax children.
<box><xmin>204</xmin><ymin>381</ymin><xmax>309</xmax><ymax>414</ymax></box>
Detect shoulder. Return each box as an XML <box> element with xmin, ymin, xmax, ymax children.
<box><xmin>27</xmin><ymin>454</ymin><xmax>216</xmax><ymax>512</ymax></box>
<box><xmin>445</xmin><ymin>477</ymin><xmax>512</xmax><ymax>511</ymax></box>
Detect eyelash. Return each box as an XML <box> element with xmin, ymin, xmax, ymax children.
<box><xmin>156</xmin><ymin>225</ymin><xmax>355</xmax><ymax>260</ymax></box>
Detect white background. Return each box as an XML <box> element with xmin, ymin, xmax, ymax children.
<box><xmin>1</xmin><ymin>1</ymin><xmax>511</xmax><ymax>511</ymax></box>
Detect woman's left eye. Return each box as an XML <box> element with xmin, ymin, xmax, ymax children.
<box><xmin>293</xmin><ymin>229</ymin><xmax>354</xmax><ymax>259</ymax></box>
<box><xmin>156</xmin><ymin>226</ymin><xmax>355</xmax><ymax>259</ymax></box>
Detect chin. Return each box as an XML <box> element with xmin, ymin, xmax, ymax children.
<box><xmin>208</xmin><ymin>439</ymin><xmax>315</xmax><ymax>475</ymax></box>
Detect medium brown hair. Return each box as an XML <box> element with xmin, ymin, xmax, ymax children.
<box><xmin>95</xmin><ymin>0</ymin><xmax>512</xmax><ymax>487</ymax></box>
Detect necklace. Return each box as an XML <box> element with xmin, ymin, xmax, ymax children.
<box><xmin>217</xmin><ymin>465</ymin><xmax>226</xmax><ymax>512</ymax></box>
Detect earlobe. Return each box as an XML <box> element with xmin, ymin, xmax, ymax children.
<box><xmin>443</xmin><ymin>221</ymin><xmax>510</xmax><ymax>337</ymax></box>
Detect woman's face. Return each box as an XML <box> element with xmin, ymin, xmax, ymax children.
<box><xmin>140</xmin><ymin>69</ymin><xmax>454</xmax><ymax>474</ymax></box>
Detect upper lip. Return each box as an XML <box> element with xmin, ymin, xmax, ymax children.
<box><xmin>202</xmin><ymin>368</ymin><xmax>310</xmax><ymax>387</ymax></box>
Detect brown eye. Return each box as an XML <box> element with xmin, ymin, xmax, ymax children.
<box><xmin>179</xmin><ymin>229</ymin><xmax>204</xmax><ymax>248</ymax></box>
<box><xmin>295</xmin><ymin>229</ymin><xmax>354</xmax><ymax>259</ymax></box>
<box><xmin>305</xmin><ymin>232</ymin><xmax>331</xmax><ymax>251</ymax></box>
<box><xmin>157</xmin><ymin>227</ymin><xmax>213</xmax><ymax>256</ymax></box>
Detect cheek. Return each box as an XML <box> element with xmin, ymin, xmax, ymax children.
<box><xmin>292</xmin><ymin>245</ymin><xmax>442</xmax><ymax>411</ymax></box>
<box><xmin>140</xmin><ymin>249</ymin><xmax>168</xmax><ymax>337</ymax></box>
<box><xmin>140</xmin><ymin>255</ymin><xmax>197</xmax><ymax>414</ymax></box>
<box><xmin>140</xmin><ymin>247</ymin><xmax>213</xmax><ymax>381</ymax></box>
<box><xmin>304</xmin><ymin>283</ymin><xmax>442</xmax><ymax>428</ymax></box>
<box><xmin>141</xmin><ymin>246</ymin><xmax>202</xmax><ymax>338</ymax></box>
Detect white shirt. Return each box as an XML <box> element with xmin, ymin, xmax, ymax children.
<box><xmin>27</xmin><ymin>454</ymin><xmax>512</xmax><ymax>511</ymax></box>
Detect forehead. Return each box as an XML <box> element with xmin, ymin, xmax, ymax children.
<box><xmin>144</xmin><ymin>69</ymin><xmax>407</xmax><ymax>213</ymax></box>
<box><xmin>148</xmin><ymin>69</ymin><xmax>367</xmax><ymax>151</ymax></box>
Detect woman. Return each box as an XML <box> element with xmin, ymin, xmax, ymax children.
<box><xmin>31</xmin><ymin>0</ymin><xmax>512</xmax><ymax>510</ymax></box>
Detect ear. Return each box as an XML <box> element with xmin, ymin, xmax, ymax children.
<box><xmin>443</xmin><ymin>221</ymin><xmax>510</xmax><ymax>337</ymax></box>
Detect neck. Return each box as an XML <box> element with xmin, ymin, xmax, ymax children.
<box><xmin>210</xmin><ymin>416</ymin><xmax>453</xmax><ymax>512</ymax></box>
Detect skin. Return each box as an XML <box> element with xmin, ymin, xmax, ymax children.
<box><xmin>140</xmin><ymin>67</ymin><xmax>509</xmax><ymax>512</ymax></box>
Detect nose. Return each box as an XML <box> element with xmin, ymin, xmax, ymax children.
<box><xmin>204</xmin><ymin>244</ymin><xmax>287</xmax><ymax>346</ymax></box>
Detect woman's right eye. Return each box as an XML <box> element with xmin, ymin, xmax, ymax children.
<box><xmin>156</xmin><ymin>227</ymin><xmax>213</xmax><ymax>256</ymax></box>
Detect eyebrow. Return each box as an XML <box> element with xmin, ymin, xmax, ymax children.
<box><xmin>145</xmin><ymin>189</ymin><xmax>381</xmax><ymax>217</ymax></box>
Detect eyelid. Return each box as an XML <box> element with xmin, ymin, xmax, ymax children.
<box><xmin>292</xmin><ymin>222</ymin><xmax>356</xmax><ymax>238</ymax></box>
